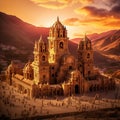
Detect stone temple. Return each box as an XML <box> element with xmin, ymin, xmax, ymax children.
<box><xmin>6</xmin><ymin>17</ymin><xmax>115</xmax><ymax>98</ymax></box>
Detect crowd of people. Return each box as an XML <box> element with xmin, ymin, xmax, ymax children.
<box><xmin>0</xmin><ymin>81</ymin><xmax>120</xmax><ymax>119</ymax></box>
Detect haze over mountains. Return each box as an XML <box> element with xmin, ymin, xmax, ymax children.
<box><xmin>0</xmin><ymin>12</ymin><xmax>120</xmax><ymax>73</ymax></box>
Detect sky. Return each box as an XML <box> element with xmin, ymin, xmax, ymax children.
<box><xmin>0</xmin><ymin>0</ymin><xmax>120</xmax><ymax>38</ymax></box>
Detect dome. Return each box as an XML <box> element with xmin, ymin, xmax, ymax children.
<box><xmin>70</xmin><ymin>69</ymin><xmax>82</xmax><ymax>82</ymax></box>
<box><xmin>51</xmin><ymin>17</ymin><xmax>65</xmax><ymax>30</ymax></box>
<box><xmin>61</xmin><ymin>54</ymin><xmax>75</xmax><ymax>64</ymax></box>
<box><xmin>23</xmin><ymin>61</ymin><xmax>33</xmax><ymax>73</ymax></box>
<box><xmin>49</xmin><ymin>17</ymin><xmax>67</xmax><ymax>38</ymax></box>
<box><xmin>71</xmin><ymin>69</ymin><xmax>81</xmax><ymax>77</ymax></box>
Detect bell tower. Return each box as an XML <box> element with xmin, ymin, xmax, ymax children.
<box><xmin>48</xmin><ymin>17</ymin><xmax>69</xmax><ymax>63</ymax></box>
<box><xmin>33</xmin><ymin>36</ymin><xmax>49</xmax><ymax>84</ymax></box>
<box><xmin>77</xmin><ymin>35</ymin><xmax>94</xmax><ymax>79</ymax></box>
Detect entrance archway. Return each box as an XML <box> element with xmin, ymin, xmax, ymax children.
<box><xmin>89</xmin><ymin>86</ymin><xmax>92</xmax><ymax>92</ymax></box>
<box><xmin>75</xmin><ymin>85</ymin><xmax>79</xmax><ymax>94</ymax></box>
<box><xmin>69</xmin><ymin>66</ymin><xmax>72</xmax><ymax>70</ymax></box>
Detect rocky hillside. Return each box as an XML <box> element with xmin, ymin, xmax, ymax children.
<box><xmin>71</xmin><ymin>29</ymin><xmax>120</xmax><ymax>56</ymax></box>
<box><xmin>92</xmin><ymin>30</ymin><xmax>120</xmax><ymax>55</ymax></box>
<box><xmin>70</xmin><ymin>30</ymin><xmax>120</xmax><ymax>72</ymax></box>
<box><xmin>0</xmin><ymin>12</ymin><xmax>49</xmax><ymax>71</ymax></box>
<box><xmin>0</xmin><ymin>12</ymin><xmax>49</xmax><ymax>48</ymax></box>
<box><xmin>112</xmin><ymin>70</ymin><xmax>120</xmax><ymax>79</ymax></box>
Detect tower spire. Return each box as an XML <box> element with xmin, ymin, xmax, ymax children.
<box><xmin>85</xmin><ymin>33</ymin><xmax>87</xmax><ymax>41</ymax></box>
<box><xmin>82</xmin><ymin>33</ymin><xmax>88</xmax><ymax>41</ymax></box>
<box><xmin>34</xmin><ymin>40</ymin><xmax>37</xmax><ymax>48</ymax></box>
<box><xmin>38</xmin><ymin>35</ymin><xmax>43</xmax><ymax>43</ymax></box>
<box><xmin>57</xmin><ymin>16</ymin><xmax>59</xmax><ymax>22</ymax></box>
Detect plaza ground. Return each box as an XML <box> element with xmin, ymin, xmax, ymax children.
<box><xmin>0</xmin><ymin>79</ymin><xmax>120</xmax><ymax>120</ymax></box>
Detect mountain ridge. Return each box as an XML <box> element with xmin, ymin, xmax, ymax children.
<box><xmin>0</xmin><ymin>12</ymin><xmax>49</xmax><ymax>48</ymax></box>
<box><xmin>0</xmin><ymin>12</ymin><xmax>120</xmax><ymax>73</ymax></box>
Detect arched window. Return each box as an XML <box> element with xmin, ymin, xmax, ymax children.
<box><xmin>35</xmin><ymin>56</ymin><xmax>37</xmax><ymax>61</ymax></box>
<box><xmin>59</xmin><ymin>42</ymin><xmax>63</xmax><ymax>49</ymax></box>
<box><xmin>42</xmin><ymin>75</ymin><xmax>46</xmax><ymax>84</ymax></box>
<box><xmin>88</xmin><ymin>71</ymin><xmax>90</xmax><ymax>76</ymax></box>
<box><xmin>69</xmin><ymin>66</ymin><xmax>72</xmax><ymax>70</ymax></box>
<box><xmin>52</xmin><ymin>74</ymin><xmax>54</xmax><ymax>77</ymax></box>
<box><xmin>87</xmin><ymin>53</ymin><xmax>90</xmax><ymax>58</ymax></box>
<box><xmin>82</xmin><ymin>43</ymin><xmax>84</xmax><ymax>49</ymax></box>
<box><xmin>79</xmin><ymin>64</ymin><xmax>82</xmax><ymax>67</ymax></box>
<box><xmin>55</xmin><ymin>72</ymin><xmax>57</xmax><ymax>77</ymax></box>
<box><xmin>87</xmin><ymin>43</ymin><xmax>91</xmax><ymax>49</ymax></box>
<box><xmin>42</xmin><ymin>56</ymin><xmax>45</xmax><ymax>61</ymax></box>
<box><xmin>52</xmin><ymin>66</ymin><xmax>54</xmax><ymax>70</ymax></box>
<box><xmin>63</xmin><ymin>31</ymin><xmax>65</xmax><ymax>37</ymax></box>
<box><xmin>79</xmin><ymin>53</ymin><xmax>82</xmax><ymax>59</ymax></box>
<box><xmin>40</xmin><ymin>45</ymin><xmax>42</xmax><ymax>52</ymax></box>
<box><xmin>58</xmin><ymin>30</ymin><xmax>60</xmax><ymax>37</ymax></box>
<box><xmin>42</xmin><ymin>44</ymin><xmax>45</xmax><ymax>52</ymax></box>
<box><xmin>51</xmin><ymin>42</ymin><xmax>53</xmax><ymax>49</ymax></box>
<box><xmin>43</xmin><ymin>75</ymin><xmax>45</xmax><ymax>79</ymax></box>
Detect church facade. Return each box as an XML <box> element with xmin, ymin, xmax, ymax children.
<box><xmin>6</xmin><ymin>17</ymin><xmax>115</xmax><ymax>98</ymax></box>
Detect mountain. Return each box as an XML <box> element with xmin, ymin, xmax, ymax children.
<box><xmin>0</xmin><ymin>12</ymin><xmax>49</xmax><ymax>71</ymax></box>
<box><xmin>70</xmin><ymin>38</ymin><xmax>82</xmax><ymax>44</ymax></box>
<box><xmin>72</xmin><ymin>29</ymin><xmax>120</xmax><ymax>56</ymax></box>
<box><xmin>0</xmin><ymin>12</ymin><xmax>49</xmax><ymax>48</ymax></box>
<box><xmin>92</xmin><ymin>30</ymin><xmax>120</xmax><ymax>55</ymax></box>
<box><xmin>92</xmin><ymin>30</ymin><xmax>120</xmax><ymax>71</ymax></box>
<box><xmin>71</xmin><ymin>30</ymin><xmax>119</xmax><ymax>43</ymax></box>
<box><xmin>0</xmin><ymin>12</ymin><xmax>120</xmax><ymax>73</ymax></box>
<box><xmin>70</xmin><ymin>30</ymin><xmax>120</xmax><ymax>72</ymax></box>
<box><xmin>112</xmin><ymin>70</ymin><xmax>120</xmax><ymax>79</ymax></box>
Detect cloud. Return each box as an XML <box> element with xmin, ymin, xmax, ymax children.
<box><xmin>63</xmin><ymin>17</ymin><xmax>105</xmax><ymax>26</ymax></box>
<box><xmin>110</xmin><ymin>5</ymin><xmax>120</xmax><ymax>18</ymax></box>
<box><xmin>77</xmin><ymin>0</ymin><xmax>94</xmax><ymax>4</ymax></box>
<box><xmin>63</xmin><ymin>18</ymin><xmax>80</xmax><ymax>26</ymax></box>
<box><xmin>30</xmin><ymin>0</ymin><xmax>73</xmax><ymax>9</ymax></box>
<box><xmin>63</xmin><ymin>16</ymin><xmax>120</xmax><ymax>38</ymax></box>
<box><xmin>63</xmin><ymin>16</ymin><xmax>120</xmax><ymax>28</ymax></box>
<box><xmin>37</xmin><ymin>2</ymin><xmax>67</xmax><ymax>9</ymax></box>
<box><xmin>74</xmin><ymin>4</ymin><xmax>120</xmax><ymax>19</ymax></box>
<box><xmin>30</xmin><ymin>0</ymin><xmax>94</xmax><ymax>9</ymax></box>
<box><xmin>102</xmin><ymin>0</ymin><xmax>120</xmax><ymax>18</ymax></box>
<box><xmin>103</xmin><ymin>18</ymin><xmax>120</xmax><ymax>27</ymax></box>
<box><xmin>102</xmin><ymin>0</ymin><xmax>120</xmax><ymax>7</ymax></box>
<box><xmin>75</xmin><ymin>6</ymin><xmax>109</xmax><ymax>17</ymax></box>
